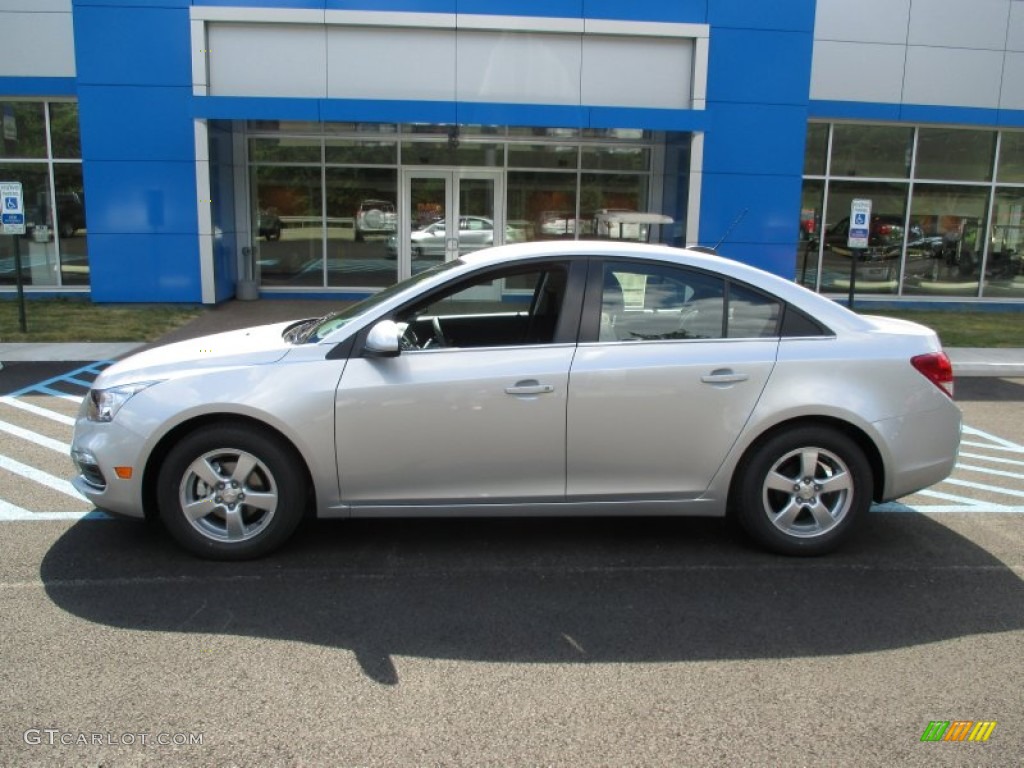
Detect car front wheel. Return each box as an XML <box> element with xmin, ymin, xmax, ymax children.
<box><xmin>733</xmin><ymin>426</ymin><xmax>872</xmax><ymax>556</ymax></box>
<box><xmin>157</xmin><ymin>424</ymin><xmax>306</xmax><ymax>560</ymax></box>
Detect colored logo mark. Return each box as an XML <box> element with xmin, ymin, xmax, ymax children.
<box><xmin>920</xmin><ymin>720</ymin><xmax>997</xmax><ymax>742</ymax></box>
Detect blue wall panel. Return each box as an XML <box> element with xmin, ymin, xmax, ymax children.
<box><xmin>78</xmin><ymin>85</ymin><xmax>194</xmax><ymax>162</ymax></box>
<box><xmin>87</xmin><ymin>233</ymin><xmax>202</xmax><ymax>303</ymax></box>
<box><xmin>698</xmin><ymin>173</ymin><xmax>804</xmax><ymax>250</ymax></box>
<box><xmin>708</xmin><ymin>0</ymin><xmax>816</xmax><ymax>32</ymax></box>
<box><xmin>702</xmin><ymin>103</ymin><xmax>807</xmax><ymax>176</ymax></box>
<box><xmin>73</xmin><ymin>2</ymin><xmax>207</xmax><ymax>303</ymax></box>
<box><xmin>0</xmin><ymin>78</ymin><xmax>76</xmax><ymax>97</ymax></box>
<box><xmin>81</xmin><ymin>161</ymin><xmax>198</xmax><ymax>235</ymax></box>
<box><xmin>582</xmin><ymin>0</ymin><xmax>706</xmax><ymax>23</ymax></box>
<box><xmin>707</xmin><ymin>28</ymin><xmax>814</xmax><ymax>106</ymax></box>
<box><xmin>74</xmin><ymin>6</ymin><xmax>191</xmax><ymax>87</ymax></box>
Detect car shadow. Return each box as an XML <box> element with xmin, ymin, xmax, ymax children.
<box><xmin>41</xmin><ymin>513</ymin><xmax>1022</xmax><ymax>685</ymax></box>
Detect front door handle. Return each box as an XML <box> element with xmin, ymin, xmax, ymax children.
<box><xmin>505</xmin><ymin>380</ymin><xmax>555</xmax><ymax>395</ymax></box>
<box><xmin>700</xmin><ymin>369</ymin><xmax>749</xmax><ymax>385</ymax></box>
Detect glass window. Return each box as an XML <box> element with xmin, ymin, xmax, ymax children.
<box><xmin>53</xmin><ymin>164</ymin><xmax>88</xmax><ymax>284</ymax></box>
<box><xmin>249</xmin><ymin>137</ymin><xmax>321</xmax><ymax>164</ymax></box>
<box><xmin>399</xmin><ymin>141</ymin><xmax>503</xmax><ymax>166</ymax></box>
<box><xmin>902</xmin><ymin>184</ymin><xmax>989</xmax><ymax>297</ymax></box>
<box><xmin>324</xmin><ymin>168</ymin><xmax>397</xmax><ymax>289</ymax></box>
<box><xmin>997</xmin><ymin>131</ymin><xmax>1024</xmax><ymax>183</ymax></box>
<box><xmin>509</xmin><ymin>126</ymin><xmax>579</xmax><ymax>139</ymax></box>
<box><xmin>916</xmin><ymin>128</ymin><xmax>996</xmax><ymax>182</ymax></box>
<box><xmin>0</xmin><ymin>102</ymin><xmax>47</xmax><ymax>159</ymax></box>
<box><xmin>819</xmin><ymin>181</ymin><xmax>908</xmax><ymax>295</ymax></box>
<box><xmin>727</xmin><ymin>283</ymin><xmax>781</xmax><ymax>338</ymax></box>
<box><xmin>581</xmin><ymin>146</ymin><xmax>650</xmax><ymax>172</ymax></box>
<box><xmin>804</xmin><ymin>123</ymin><xmax>828</xmax><ymax>176</ymax></box>
<box><xmin>797</xmin><ymin>180</ymin><xmax>824</xmax><ymax>289</ymax></box>
<box><xmin>508</xmin><ymin>144</ymin><xmax>578</xmax><ymax>170</ymax></box>
<box><xmin>981</xmin><ymin>187</ymin><xmax>1024</xmax><ymax>298</ymax></box>
<box><xmin>580</xmin><ymin>172</ymin><xmax>649</xmax><ymax>233</ymax></box>
<box><xmin>48</xmin><ymin>103</ymin><xmax>81</xmax><ymax>160</ymax></box>
<box><xmin>325</xmin><ymin>140</ymin><xmax>396</xmax><ymax>165</ymax></box>
<box><xmin>396</xmin><ymin>264</ymin><xmax>569</xmax><ymax>348</ymax></box>
<box><xmin>598</xmin><ymin>262</ymin><xmax>725</xmax><ymax>341</ymax></box>
<box><xmin>831</xmin><ymin>124</ymin><xmax>912</xmax><ymax>178</ymax></box>
<box><xmin>0</xmin><ymin>162</ymin><xmax>58</xmax><ymax>286</ymax></box>
<box><xmin>507</xmin><ymin>171</ymin><xmax>578</xmax><ymax>242</ymax></box>
<box><xmin>251</xmin><ymin>166</ymin><xmax>324</xmax><ymax>287</ymax></box>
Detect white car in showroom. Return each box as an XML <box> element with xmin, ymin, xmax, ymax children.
<box><xmin>71</xmin><ymin>241</ymin><xmax>961</xmax><ymax>560</ymax></box>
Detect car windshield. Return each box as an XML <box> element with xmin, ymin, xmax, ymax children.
<box><xmin>298</xmin><ymin>260</ymin><xmax>463</xmax><ymax>343</ymax></box>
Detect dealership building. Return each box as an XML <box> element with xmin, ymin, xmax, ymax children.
<box><xmin>1</xmin><ymin>0</ymin><xmax>1023</xmax><ymax>305</ymax></box>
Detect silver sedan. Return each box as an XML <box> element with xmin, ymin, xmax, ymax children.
<box><xmin>71</xmin><ymin>241</ymin><xmax>962</xmax><ymax>560</ymax></box>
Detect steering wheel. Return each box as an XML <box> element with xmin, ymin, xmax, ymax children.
<box><xmin>431</xmin><ymin>316</ymin><xmax>450</xmax><ymax>347</ymax></box>
<box><xmin>399</xmin><ymin>327</ymin><xmax>419</xmax><ymax>351</ymax></box>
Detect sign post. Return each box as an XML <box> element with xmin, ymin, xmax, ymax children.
<box><xmin>847</xmin><ymin>198</ymin><xmax>872</xmax><ymax>310</ymax></box>
<box><xmin>2</xmin><ymin>181</ymin><xmax>28</xmax><ymax>332</ymax></box>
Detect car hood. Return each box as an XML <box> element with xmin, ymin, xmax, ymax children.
<box><xmin>96</xmin><ymin>321</ymin><xmax>299</xmax><ymax>388</ymax></box>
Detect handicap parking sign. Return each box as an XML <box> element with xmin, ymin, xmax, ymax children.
<box><xmin>0</xmin><ymin>181</ymin><xmax>25</xmax><ymax>235</ymax></box>
<box><xmin>848</xmin><ymin>198</ymin><xmax>872</xmax><ymax>249</ymax></box>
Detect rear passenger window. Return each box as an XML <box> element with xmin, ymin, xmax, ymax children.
<box><xmin>727</xmin><ymin>283</ymin><xmax>781</xmax><ymax>338</ymax></box>
<box><xmin>597</xmin><ymin>262</ymin><xmax>781</xmax><ymax>341</ymax></box>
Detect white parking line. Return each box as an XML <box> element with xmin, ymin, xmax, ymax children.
<box><xmin>0</xmin><ymin>453</ymin><xmax>86</xmax><ymax>501</ymax></box>
<box><xmin>0</xmin><ymin>396</ymin><xmax>76</xmax><ymax>426</ymax></box>
<box><xmin>0</xmin><ymin>418</ymin><xmax>70</xmax><ymax>454</ymax></box>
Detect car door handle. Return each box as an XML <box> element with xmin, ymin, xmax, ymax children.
<box><xmin>505</xmin><ymin>380</ymin><xmax>555</xmax><ymax>395</ymax></box>
<box><xmin>700</xmin><ymin>369</ymin><xmax>749</xmax><ymax>384</ymax></box>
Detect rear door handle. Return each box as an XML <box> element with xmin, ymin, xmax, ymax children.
<box><xmin>505</xmin><ymin>380</ymin><xmax>555</xmax><ymax>395</ymax></box>
<box><xmin>700</xmin><ymin>369</ymin><xmax>749</xmax><ymax>385</ymax></box>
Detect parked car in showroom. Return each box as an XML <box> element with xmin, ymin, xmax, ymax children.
<box><xmin>71</xmin><ymin>241</ymin><xmax>961</xmax><ymax>561</ymax></box>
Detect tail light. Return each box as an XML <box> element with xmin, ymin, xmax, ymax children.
<box><xmin>911</xmin><ymin>352</ymin><xmax>954</xmax><ymax>398</ymax></box>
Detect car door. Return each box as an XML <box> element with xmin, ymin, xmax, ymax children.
<box><xmin>566</xmin><ymin>259</ymin><xmax>780</xmax><ymax>499</ymax></box>
<box><xmin>335</xmin><ymin>260</ymin><xmax>584</xmax><ymax>507</ymax></box>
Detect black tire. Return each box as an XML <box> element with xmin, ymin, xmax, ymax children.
<box><xmin>156</xmin><ymin>424</ymin><xmax>306</xmax><ymax>560</ymax></box>
<box><xmin>732</xmin><ymin>426</ymin><xmax>872</xmax><ymax>556</ymax></box>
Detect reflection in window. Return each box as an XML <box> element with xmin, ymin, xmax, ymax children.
<box><xmin>325</xmin><ymin>168</ymin><xmax>397</xmax><ymax>289</ymax></box>
<box><xmin>54</xmin><ymin>164</ymin><xmax>88</xmax><ymax>285</ymax></box>
<box><xmin>804</xmin><ymin>123</ymin><xmax>828</xmax><ymax>176</ymax></box>
<box><xmin>48</xmin><ymin>103</ymin><xmax>81</xmax><ymax>160</ymax></box>
<box><xmin>507</xmin><ymin>171</ymin><xmax>578</xmax><ymax>242</ymax></box>
<box><xmin>400</xmin><ymin>141</ymin><xmax>503</xmax><ymax>166</ymax></box>
<box><xmin>982</xmin><ymin>187</ymin><xmax>1024</xmax><ymax>298</ymax></box>
<box><xmin>0</xmin><ymin>162</ymin><xmax>57</xmax><ymax>287</ymax></box>
<box><xmin>599</xmin><ymin>262</ymin><xmax>725</xmax><ymax>341</ymax></box>
<box><xmin>581</xmin><ymin>146</ymin><xmax>650</xmax><ymax>172</ymax></box>
<box><xmin>0</xmin><ymin>102</ymin><xmax>46</xmax><ymax>159</ymax></box>
<box><xmin>507</xmin><ymin>144</ymin><xmax>578</xmax><ymax>170</ymax></box>
<box><xmin>902</xmin><ymin>184</ymin><xmax>989</xmax><ymax>297</ymax></box>
<box><xmin>998</xmin><ymin>132</ymin><xmax>1024</xmax><ymax>184</ymax></box>
<box><xmin>581</xmin><ymin>172</ymin><xmax>649</xmax><ymax>233</ymax></box>
<box><xmin>916</xmin><ymin>128</ymin><xmax>995</xmax><ymax>182</ymax></box>
<box><xmin>831</xmin><ymin>124</ymin><xmax>912</xmax><ymax>179</ymax></box>
<box><xmin>251</xmin><ymin>166</ymin><xmax>324</xmax><ymax>287</ymax></box>
<box><xmin>797</xmin><ymin>180</ymin><xmax>824</xmax><ymax>289</ymax></box>
<box><xmin>819</xmin><ymin>180</ymin><xmax>908</xmax><ymax>295</ymax></box>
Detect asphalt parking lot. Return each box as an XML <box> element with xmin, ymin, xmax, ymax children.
<box><xmin>0</xmin><ymin>365</ymin><xmax>1021</xmax><ymax>766</ymax></box>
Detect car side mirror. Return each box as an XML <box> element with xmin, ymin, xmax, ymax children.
<box><xmin>364</xmin><ymin>320</ymin><xmax>401</xmax><ymax>358</ymax></box>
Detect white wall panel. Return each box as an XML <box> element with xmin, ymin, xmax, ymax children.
<box><xmin>456</xmin><ymin>31</ymin><xmax>581</xmax><ymax>105</ymax></box>
<box><xmin>327</xmin><ymin>27</ymin><xmax>455</xmax><ymax>101</ymax></box>
<box><xmin>810</xmin><ymin>41</ymin><xmax>906</xmax><ymax>103</ymax></box>
<box><xmin>0</xmin><ymin>1</ymin><xmax>70</xmax><ymax>10</ymax></box>
<box><xmin>907</xmin><ymin>0</ymin><xmax>1010</xmax><ymax>50</ymax></box>
<box><xmin>0</xmin><ymin>11</ymin><xmax>75</xmax><ymax>77</ymax></box>
<box><xmin>581</xmin><ymin>36</ymin><xmax>692</xmax><ymax>109</ymax></box>
<box><xmin>208</xmin><ymin>24</ymin><xmax>326</xmax><ymax>98</ymax></box>
<box><xmin>903</xmin><ymin>46</ymin><xmax>1004</xmax><ymax>108</ymax></box>
<box><xmin>814</xmin><ymin>0</ymin><xmax>910</xmax><ymax>45</ymax></box>
<box><xmin>202</xmin><ymin>13</ymin><xmax>704</xmax><ymax>110</ymax></box>
<box><xmin>1000</xmin><ymin>51</ymin><xmax>1024</xmax><ymax>109</ymax></box>
<box><xmin>1008</xmin><ymin>2</ymin><xmax>1024</xmax><ymax>51</ymax></box>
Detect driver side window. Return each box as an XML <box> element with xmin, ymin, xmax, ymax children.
<box><xmin>396</xmin><ymin>263</ymin><xmax>569</xmax><ymax>349</ymax></box>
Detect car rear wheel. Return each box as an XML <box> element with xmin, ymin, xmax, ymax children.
<box><xmin>733</xmin><ymin>426</ymin><xmax>872</xmax><ymax>556</ymax></box>
<box><xmin>157</xmin><ymin>424</ymin><xmax>306</xmax><ymax>560</ymax></box>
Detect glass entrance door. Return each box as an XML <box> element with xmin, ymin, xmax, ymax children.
<box><xmin>399</xmin><ymin>170</ymin><xmax>503</xmax><ymax>279</ymax></box>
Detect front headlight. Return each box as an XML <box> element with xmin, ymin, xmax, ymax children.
<box><xmin>87</xmin><ymin>381</ymin><xmax>161</xmax><ymax>423</ymax></box>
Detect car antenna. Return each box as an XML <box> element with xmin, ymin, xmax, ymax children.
<box><xmin>713</xmin><ymin>208</ymin><xmax>748</xmax><ymax>250</ymax></box>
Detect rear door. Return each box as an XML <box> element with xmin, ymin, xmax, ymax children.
<box><xmin>566</xmin><ymin>259</ymin><xmax>780</xmax><ymax>499</ymax></box>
